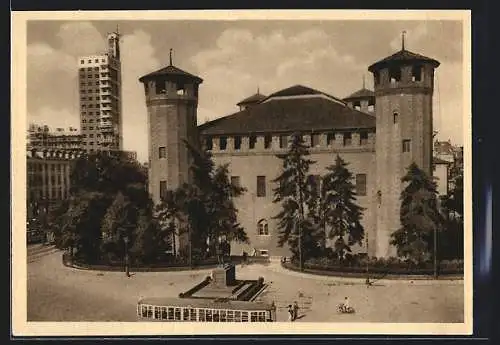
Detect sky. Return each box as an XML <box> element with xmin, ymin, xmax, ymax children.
<box><xmin>27</xmin><ymin>19</ymin><xmax>465</xmax><ymax>164</ymax></box>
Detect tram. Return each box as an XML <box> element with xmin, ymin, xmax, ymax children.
<box><xmin>137</xmin><ymin>297</ymin><xmax>277</xmax><ymax>322</ymax></box>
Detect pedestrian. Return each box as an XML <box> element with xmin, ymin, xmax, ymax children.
<box><xmin>287</xmin><ymin>304</ymin><xmax>294</xmax><ymax>321</ymax></box>
<box><xmin>293</xmin><ymin>301</ymin><xmax>299</xmax><ymax>320</ymax></box>
<box><xmin>343</xmin><ymin>296</ymin><xmax>350</xmax><ymax>312</ymax></box>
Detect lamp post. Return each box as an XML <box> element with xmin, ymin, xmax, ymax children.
<box><xmin>124</xmin><ymin>235</ymin><xmax>130</xmax><ymax>277</ymax></box>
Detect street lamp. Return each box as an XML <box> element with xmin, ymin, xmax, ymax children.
<box><xmin>124</xmin><ymin>235</ymin><xmax>130</xmax><ymax>277</ymax></box>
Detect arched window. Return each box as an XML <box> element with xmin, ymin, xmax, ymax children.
<box><xmin>257</xmin><ymin>219</ymin><xmax>269</xmax><ymax>236</ymax></box>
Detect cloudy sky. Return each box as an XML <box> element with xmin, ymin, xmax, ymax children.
<box><xmin>27</xmin><ymin>18</ymin><xmax>465</xmax><ymax>163</ymax></box>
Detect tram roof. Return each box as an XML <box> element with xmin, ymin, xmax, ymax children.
<box><xmin>138</xmin><ymin>297</ymin><xmax>274</xmax><ymax>311</ymax></box>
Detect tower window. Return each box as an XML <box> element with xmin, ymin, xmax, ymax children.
<box><xmin>257</xmin><ymin>176</ymin><xmax>266</xmax><ymax>197</ymax></box>
<box><xmin>219</xmin><ymin>136</ymin><xmax>227</xmax><ymax>150</ymax></box>
<box><xmin>356</xmin><ymin>174</ymin><xmax>367</xmax><ymax>196</ymax></box>
<box><xmin>158</xmin><ymin>147</ymin><xmax>166</xmax><ymax>159</ymax></box>
<box><xmin>353</xmin><ymin>102</ymin><xmax>361</xmax><ymax>111</ymax></box>
<box><xmin>393</xmin><ymin>112</ymin><xmax>399</xmax><ymax>124</ymax></box>
<box><xmin>234</xmin><ymin>136</ymin><xmax>242</xmax><ymax>150</ymax></box>
<box><xmin>389</xmin><ymin>66</ymin><xmax>401</xmax><ymax>83</ymax></box>
<box><xmin>264</xmin><ymin>135</ymin><xmax>272</xmax><ymax>149</ymax></box>
<box><xmin>412</xmin><ymin>65</ymin><xmax>423</xmax><ymax>82</ymax></box>
<box><xmin>368</xmin><ymin>104</ymin><xmax>375</xmax><ymax>112</ymax></box>
<box><xmin>160</xmin><ymin>180</ymin><xmax>167</xmax><ymax>200</ymax></box>
<box><xmin>249</xmin><ymin>135</ymin><xmax>257</xmax><ymax>149</ymax></box>
<box><xmin>257</xmin><ymin>219</ymin><xmax>269</xmax><ymax>236</ymax></box>
<box><xmin>402</xmin><ymin>139</ymin><xmax>411</xmax><ymax>152</ymax></box>
<box><xmin>155</xmin><ymin>81</ymin><xmax>165</xmax><ymax>94</ymax></box>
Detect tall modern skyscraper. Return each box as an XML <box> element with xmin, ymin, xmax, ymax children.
<box><xmin>77</xmin><ymin>28</ymin><xmax>123</xmax><ymax>153</ymax></box>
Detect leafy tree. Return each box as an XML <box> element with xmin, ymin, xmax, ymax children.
<box><xmin>155</xmin><ymin>141</ymin><xmax>249</xmax><ymax>264</ymax></box>
<box><xmin>390</xmin><ymin>162</ymin><xmax>444</xmax><ymax>264</ymax></box>
<box><xmin>320</xmin><ymin>155</ymin><xmax>365</xmax><ymax>261</ymax></box>
<box><xmin>56</xmin><ymin>151</ymin><xmax>152</xmax><ymax>264</ymax></box>
<box><xmin>272</xmin><ymin>133</ymin><xmax>320</xmax><ymax>268</ymax></box>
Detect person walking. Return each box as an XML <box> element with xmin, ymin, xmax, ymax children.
<box><xmin>292</xmin><ymin>301</ymin><xmax>299</xmax><ymax>321</ymax></box>
<box><xmin>287</xmin><ymin>305</ymin><xmax>294</xmax><ymax>321</ymax></box>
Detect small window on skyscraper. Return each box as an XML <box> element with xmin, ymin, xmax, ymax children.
<box><xmin>95</xmin><ymin>59</ymin><xmax>98</xmax><ymax>63</ymax></box>
<box><xmin>94</xmin><ymin>67</ymin><xmax>99</xmax><ymax>71</ymax></box>
<box><xmin>88</xmin><ymin>59</ymin><xmax>91</xmax><ymax>63</ymax></box>
<box><xmin>80</xmin><ymin>60</ymin><xmax>84</xmax><ymax>64</ymax></box>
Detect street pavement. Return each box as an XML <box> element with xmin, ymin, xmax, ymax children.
<box><xmin>26</xmin><ymin>249</ymin><xmax>464</xmax><ymax>323</ymax></box>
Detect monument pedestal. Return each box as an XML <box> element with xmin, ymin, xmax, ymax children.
<box><xmin>212</xmin><ymin>263</ymin><xmax>236</xmax><ymax>288</ymax></box>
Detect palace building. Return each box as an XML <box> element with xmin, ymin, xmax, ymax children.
<box><xmin>140</xmin><ymin>38</ymin><xmax>445</xmax><ymax>259</ymax></box>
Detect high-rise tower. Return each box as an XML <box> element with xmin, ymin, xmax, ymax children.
<box><xmin>78</xmin><ymin>28</ymin><xmax>123</xmax><ymax>153</ymax></box>
<box><xmin>368</xmin><ymin>33</ymin><xmax>440</xmax><ymax>258</ymax></box>
<box><xmin>139</xmin><ymin>50</ymin><xmax>203</xmax><ymax>204</ymax></box>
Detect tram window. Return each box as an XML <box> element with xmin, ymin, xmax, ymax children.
<box><xmin>142</xmin><ymin>305</ymin><xmax>148</xmax><ymax>317</ymax></box>
<box><xmin>227</xmin><ymin>310</ymin><xmax>234</xmax><ymax>322</ymax></box>
<box><xmin>220</xmin><ymin>310</ymin><xmax>227</xmax><ymax>322</ymax></box>
<box><xmin>168</xmin><ymin>307</ymin><xmax>174</xmax><ymax>320</ymax></box>
<box><xmin>161</xmin><ymin>307</ymin><xmax>168</xmax><ymax>320</ymax></box>
<box><xmin>258</xmin><ymin>312</ymin><xmax>266</xmax><ymax>322</ymax></box>
<box><xmin>199</xmin><ymin>309</ymin><xmax>206</xmax><ymax>321</ymax></box>
<box><xmin>235</xmin><ymin>311</ymin><xmax>241</xmax><ymax>322</ymax></box>
<box><xmin>182</xmin><ymin>308</ymin><xmax>189</xmax><ymax>321</ymax></box>
<box><xmin>154</xmin><ymin>307</ymin><xmax>161</xmax><ymax>319</ymax></box>
<box><xmin>189</xmin><ymin>308</ymin><xmax>197</xmax><ymax>321</ymax></box>
<box><xmin>213</xmin><ymin>310</ymin><xmax>220</xmax><ymax>322</ymax></box>
<box><xmin>242</xmin><ymin>311</ymin><xmax>249</xmax><ymax>322</ymax></box>
<box><xmin>174</xmin><ymin>308</ymin><xmax>181</xmax><ymax>320</ymax></box>
<box><xmin>137</xmin><ymin>305</ymin><xmax>140</xmax><ymax>317</ymax></box>
<box><xmin>147</xmin><ymin>306</ymin><xmax>153</xmax><ymax>318</ymax></box>
<box><xmin>206</xmin><ymin>309</ymin><xmax>213</xmax><ymax>322</ymax></box>
<box><xmin>251</xmin><ymin>312</ymin><xmax>258</xmax><ymax>322</ymax></box>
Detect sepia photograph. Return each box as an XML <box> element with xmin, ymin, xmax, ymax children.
<box><xmin>11</xmin><ymin>10</ymin><xmax>472</xmax><ymax>336</ymax></box>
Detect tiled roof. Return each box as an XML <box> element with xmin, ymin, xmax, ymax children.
<box><xmin>237</xmin><ymin>93</ymin><xmax>267</xmax><ymax>106</ymax></box>
<box><xmin>368</xmin><ymin>49</ymin><xmax>440</xmax><ymax>72</ymax></box>
<box><xmin>199</xmin><ymin>87</ymin><xmax>375</xmax><ymax>136</ymax></box>
<box><xmin>139</xmin><ymin>64</ymin><xmax>203</xmax><ymax>83</ymax></box>
<box><xmin>343</xmin><ymin>88</ymin><xmax>375</xmax><ymax>100</ymax></box>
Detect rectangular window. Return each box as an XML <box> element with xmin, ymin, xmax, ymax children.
<box><xmin>311</xmin><ymin>133</ymin><xmax>320</xmax><ymax>147</ymax></box>
<box><xmin>343</xmin><ymin>132</ymin><xmax>352</xmax><ymax>146</ymax></box>
<box><xmin>219</xmin><ymin>136</ymin><xmax>227</xmax><ymax>150</ymax></box>
<box><xmin>259</xmin><ymin>249</ymin><xmax>269</xmax><ymax>257</ymax></box>
<box><xmin>402</xmin><ymin>139</ymin><xmax>411</xmax><ymax>153</ymax></box>
<box><xmin>356</xmin><ymin>174</ymin><xmax>367</xmax><ymax>196</ymax></box>
<box><xmin>327</xmin><ymin>132</ymin><xmax>335</xmax><ymax>146</ymax></box>
<box><xmin>249</xmin><ymin>135</ymin><xmax>257</xmax><ymax>149</ymax></box>
<box><xmin>205</xmin><ymin>137</ymin><xmax>213</xmax><ymax>150</ymax></box>
<box><xmin>160</xmin><ymin>180</ymin><xmax>167</xmax><ymax>200</ymax></box>
<box><xmin>389</xmin><ymin>66</ymin><xmax>401</xmax><ymax>83</ymax></box>
<box><xmin>234</xmin><ymin>136</ymin><xmax>242</xmax><ymax>150</ymax></box>
<box><xmin>155</xmin><ymin>81</ymin><xmax>165</xmax><ymax>94</ymax></box>
<box><xmin>231</xmin><ymin>176</ymin><xmax>241</xmax><ymax>188</ymax></box>
<box><xmin>158</xmin><ymin>146</ymin><xmax>166</xmax><ymax>158</ymax></box>
<box><xmin>279</xmin><ymin>135</ymin><xmax>288</xmax><ymax>149</ymax></box>
<box><xmin>393</xmin><ymin>112</ymin><xmax>399</xmax><ymax>124</ymax></box>
<box><xmin>257</xmin><ymin>176</ymin><xmax>266</xmax><ymax>197</ymax></box>
<box><xmin>412</xmin><ymin>65</ymin><xmax>423</xmax><ymax>82</ymax></box>
<box><xmin>264</xmin><ymin>135</ymin><xmax>272</xmax><ymax>149</ymax></box>
<box><xmin>360</xmin><ymin>132</ymin><xmax>368</xmax><ymax>145</ymax></box>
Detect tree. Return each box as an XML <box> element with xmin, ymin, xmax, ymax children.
<box><xmin>390</xmin><ymin>162</ymin><xmax>444</xmax><ymax>265</ymax></box>
<box><xmin>55</xmin><ymin>151</ymin><xmax>152</xmax><ymax>264</ymax></box>
<box><xmin>154</xmin><ymin>141</ymin><xmax>249</xmax><ymax>264</ymax></box>
<box><xmin>272</xmin><ymin>133</ymin><xmax>320</xmax><ymax>269</ymax></box>
<box><xmin>320</xmin><ymin>154</ymin><xmax>365</xmax><ymax>261</ymax></box>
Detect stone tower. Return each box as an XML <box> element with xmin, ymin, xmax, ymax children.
<box><xmin>139</xmin><ymin>50</ymin><xmax>203</xmax><ymax>204</ymax></box>
<box><xmin>368</xmin><ymin>34</ymin><xmax>440</xmax><ymax>258</ymax></box>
